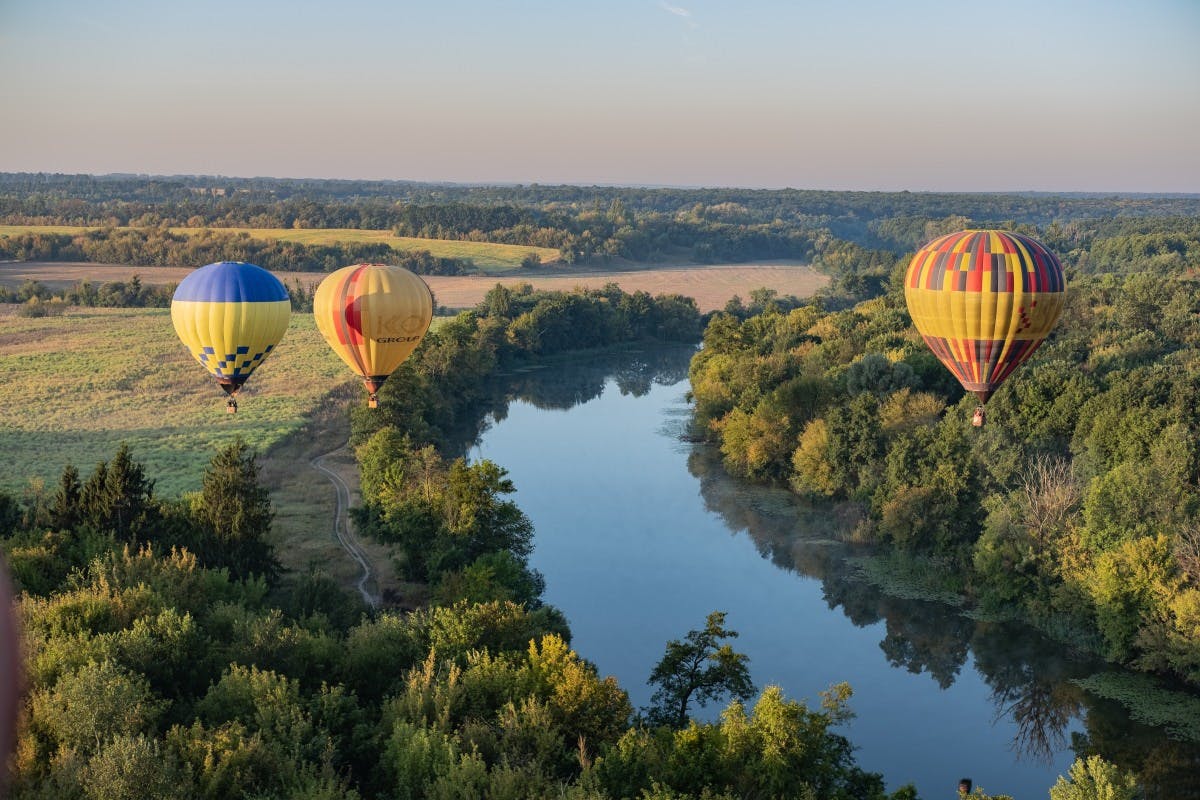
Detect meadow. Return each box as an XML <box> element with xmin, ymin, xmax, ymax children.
<box><xmin>0</xmin><ymin>224</ymin><xmax>559</xmax><ymax>271</ymax></box>
<box><xmin>0</xmin><ymin>305</ymin><xmax>353</xmax><ymax>498</ymax></box>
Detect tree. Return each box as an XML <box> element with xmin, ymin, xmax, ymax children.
<box><xmin>431</xmin><ymin>459</ymin><xmax>534</xmax><ymax>575</ymax></box>
<box><xmin>31</xmin><ymin>660</ymin><xmax>163</xmax><ymax>755</ymax></box>
<box><xmin>50</xmin><ymin>463</ymin><xmax>82</xmax><ymax>531</ymax></box>
<box><xmin>79</xmin><ymin>444</ymin><xmax>155</xmax><ymax>538</ymax></box>
<box><xmin>645</xmin><ymin>612</ymin><xmax>755</xmax><ymax>728</ymax></box>
<box><xmin>81</xmin><ymin>733</ymin><xmax>190</xmax><ymax>800</ymax></box>
<box><xmin>190</xmin><ymin>439</ymin><xmax>278</xmax><ymax>580</ymax></box>
<box><xmin>1049</xmin><ymin>755</ymin><xmax>1138</xmax><ymax>800</ymax></box>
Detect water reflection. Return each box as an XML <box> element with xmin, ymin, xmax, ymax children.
<box><xmin>448</xmin><ymin>345</ymin><xmax>696</xmax><ymax>454</ymax></box>
<box><xmin>465</xmin><ymin>345</ymin><xmax>1200</xmax><ymax>798</ymax></box>
<box><xmin>686</xmin><ymin>442</ymin><xmax>1200</xmax><ymax>797</ymax></box>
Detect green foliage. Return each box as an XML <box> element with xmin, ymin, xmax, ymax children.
<box><xmin>187</xmin><ymin>439</ymin><xmax>279</xmax><ymax>580</ymax></box>
<box><xmin>596</xmin><ymin>684</ymin><xmax>897</xmax><ymax>800</ymax></box>
<box><xmin>0</xmin><ymin>226</ymin><xmax>470</xmax><ymax>275</ymax></box>
<box><xmin>80</xmin><ymin>733</ymin><xmax>191</xmax><ymax>800</ymax></box>
<box><xmin>29</xmin><ymin>660</ymin><xmax>163</xmax><ymax>755</ymax></box>
<box><xmin>79</xmin><ymin>443</ymin><xmax>156</xmax><ymax>540</ymax></box>
<box><xmin>1049</xmin><ymin>755</ymin><xmax>1139</xmax><ymax>800</ymax></box>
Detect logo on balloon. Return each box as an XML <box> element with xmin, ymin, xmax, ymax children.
<box><xmin>374</xmin><ymin>313</ymin><xmax>428</xmax><ymax>343</ymax></box>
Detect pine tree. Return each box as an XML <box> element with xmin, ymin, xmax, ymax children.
<box><xmin>104</xmin><ymin>443</ymin><xmax>154</xmax><ymax>539</ymax></box>
<box><xmin>50</xmin><ymin>463</ymin><xmax>81</xmax><ymax>530</ymax></box>
<box><xmin>192</xmin><ymin>439</ymin><xmax>278</xmax><ymax>580</ymax></box>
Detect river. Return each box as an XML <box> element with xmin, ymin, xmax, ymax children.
<box><xmin>466</xmin><ymin>345</ymin><xmax>1198</xmax><ymax>800</ymax></box>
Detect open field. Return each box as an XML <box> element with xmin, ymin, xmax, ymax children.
<box><xmin>425</xmin><ymin>262</ymin><xmax>827</xmax><ymax>312</ymax></box>
<box><xmin>1</xmin><ymin>260</ymin><xmax>827</xmax><ymax>313</ymax></box>
<box><xmin>0</xmin><ymin>305</ymin><xmax>353</xmax><ymax>497</ymax></box>
<box><xmin>0</xmin><ymin>224</ymin><xmax>557</xmax><ymax>271</ymax></box>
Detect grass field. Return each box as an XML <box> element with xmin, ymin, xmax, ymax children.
<box><xmin>0</xmin><ymin>305</ymin><xmax>353</xmax><ymax>498</ymax></box>
<box><xmin>0</xmin><ymin>224</ymin><xmax>558</xmax><ymax>272</ymax></box>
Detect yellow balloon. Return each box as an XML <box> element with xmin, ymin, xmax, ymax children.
<box><xmin>904</xmin><ymin>230</ymin><xmax>1065</xmax><ymax>405</ymax></box>
<box><xmin>313</xmin><ymin>263</ymin><xmax>434</xmax><ymax>407</ymax></box>
<box><xmin>170</xmin><ymin>261</ymin><xmax>291</xmax><ymax>412</ymax></box>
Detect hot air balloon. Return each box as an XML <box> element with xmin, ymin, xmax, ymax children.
<box><xmin>0</xmin><ymin>559</ymin><xmax>20</xmax><ymax>784</ymax></box>
<box><xmin>313</xmin><ymin>263</ymin><xmax>434</xmax><ymax>408</ymax></box>
<box><xmin>171</xmin><ymin>261</ymin><xmax>291</xmax><ymax>412</ymax></box>
<box><xmin>904</xmin><ymin>230</ymin><xmax>1065</xmax><ymax>426</ymax></box>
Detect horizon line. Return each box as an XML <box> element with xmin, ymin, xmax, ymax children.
<box><xmin>2</xmin><ymin>171</ymin><xmax>1198</xmax><ymax>198</ymax></box>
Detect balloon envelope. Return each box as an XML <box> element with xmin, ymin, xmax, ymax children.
<box><xmin>313</xmin><ymin>263</ymin><xmax>434</xmax><ymax>405</ymax></box>
<box><xmin>171</xmin><ymin>261</ymin><xmax>291</xmax><ymax>398</ymax></box>
<box><xmin>904</xmin><ymin>230</ymin><xmax>1065</xmax><ymax>403</ymax></box>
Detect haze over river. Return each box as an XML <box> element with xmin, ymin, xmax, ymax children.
<box><xmin>466</xmin><ymin>346</ymin><xmax>1197</xmax><ymax>799</ymax></box>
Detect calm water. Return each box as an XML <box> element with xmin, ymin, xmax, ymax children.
<box><xmin>467</xmin><ymin>346</ymin><xmax>1197</xmax><ymax>800</ymax></box>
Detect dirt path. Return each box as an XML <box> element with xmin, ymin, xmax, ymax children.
<box><xmin>258</xmin><ymin>384</ymin><xmax>402</xmax><ymax>605</ymax></box>
<box><xmin>310</xmin><ymin>446</ymin><xmax>380</xmax><ymax>608</ymax></box>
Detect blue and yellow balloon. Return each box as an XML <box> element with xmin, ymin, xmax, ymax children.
<box><xmin>171</xmin><ymin>261</ymin><xmax>291</xmax><ymax>412</ymax></box>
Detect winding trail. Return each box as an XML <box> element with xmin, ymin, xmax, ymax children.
<box><xmin>311</xmin><ymin>446</ymin><xmax>380</xmax><ymax>608</ymax></box>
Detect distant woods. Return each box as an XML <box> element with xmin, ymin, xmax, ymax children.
<box><xmin>0</xmin><ymin>227</ymin><xmax>469</xmax><ymax>275</ymax></box>
<box><xmin>5</xmin><ymin>175</ymin><xmax>1200</xmax><ymax>297</ymax></box>
<box><xmin>4</xmin><ymin>274</ymin><xmax>320</xmax><ymax>314</ymax></box>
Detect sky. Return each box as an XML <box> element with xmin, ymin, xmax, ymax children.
<box><xmin>1</xmin><ymin>0</ymin><xmax>1197</xmax><ymax>191</ymax></box>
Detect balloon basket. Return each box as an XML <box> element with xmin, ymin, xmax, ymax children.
<box><xmin>368</xmin><ymin>393</ymin><xmax>378</xmax><ymax>409</ymax></box>
<box><xmin>972</xmin><ymin>407</ymin><xmax>985</xmax><ymax>427</ymax></box>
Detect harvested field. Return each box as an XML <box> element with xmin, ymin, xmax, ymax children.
<box><xmin>425</xmin><ymin>262</ymin><xmax>827</xmax><ymax>313</ymax></box>
<box><xmin>2</xmin><ymin>260</ymin><xmax>828</xmax><ymax>313</ymax></box>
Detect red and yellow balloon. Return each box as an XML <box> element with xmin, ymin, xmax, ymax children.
<box><xmin>904</xmin><ymin>230</ymin><xmax>1065</xmax><ymax>415</ymax></box>
<box><xmin>313</xmin><ymin>264</ymin><xmax>434</xmax><ymax>407</ymax></box>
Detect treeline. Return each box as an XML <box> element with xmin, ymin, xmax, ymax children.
<box><xmin>690</xmin><ymin>233</ymin><xmax>1200</xmax><ymax>687</ymax></box>
<box><xmin>0</xmin><ymin>228</ymin><xmax>469</xmax><ymax>275</ymax></box>
<box><xmin>5</xmin><ymin>276</ymin><xmax>328</xmax><ymax>315</ymax></box>
<box><xmin>1</xmin><ymin>275</ymin><xmax>174</xmax><ymax>311</ymax></box>
<box><xmin>391</xmin><ymin>200</ymin><xmax>819</xmax><ymax>265</ymax></box>
<box><xmin>5</xmin><ymin>172</ymin><xmax>1198</xmax><ymax>232</ymax></box>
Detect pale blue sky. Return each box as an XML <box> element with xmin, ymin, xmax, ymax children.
<box><xmin>1</xmin><ymin>0</ymin><xmax>1197</xmax><ymax>191</ymax></box>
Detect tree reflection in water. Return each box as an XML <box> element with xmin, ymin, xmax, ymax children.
<box><xmin>684</xmin><ymin>442</ymin><xmax>1200</xmax><ymax>796</ymax></box>
<box><xmin>447</xmin><ymin>344</ymin><xmax>696</xmax><ymax>457</ymax></box>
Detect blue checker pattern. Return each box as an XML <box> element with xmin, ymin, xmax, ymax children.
<box><xmin>196</xmin><ymin>344</ymin><xmax>275</xmax><ymax>377</ymax></box>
